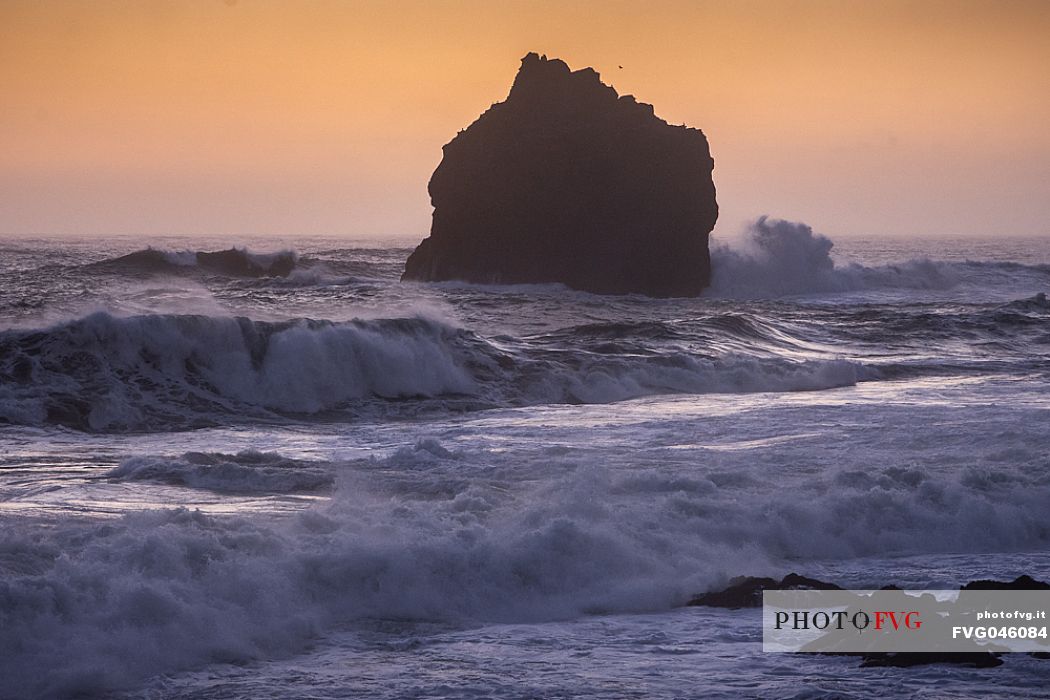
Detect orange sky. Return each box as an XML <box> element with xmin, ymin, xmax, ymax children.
<box><xmin>2</xmin><ymin>0</ymin><xmax>1048</xmax><ymax>239</ymax></box>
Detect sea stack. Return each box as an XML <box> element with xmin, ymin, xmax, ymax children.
<box><xmin>402</xmin><ymin>53</ymin><xmax>718</xmax><ymax>297</ymax></box>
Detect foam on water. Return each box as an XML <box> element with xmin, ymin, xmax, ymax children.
<box><xmin>107</xmin><ymin>451</ymin><xmax>335</xmax><ymax>493</ymax></box>
<box><xmin>5</xmin><ymin>419</ymin><xmax>1050</xmax><ymax>698</ymax></box>
<box><xmin>0</xmin><ymin>313</ymin><xmax>479</xmax><ymax>430</ymax></box>
<box><xmin>710</xmin><ymin>217</ymin><xmax>1050</xmax><ymax>299</ymax></box>
<box><xmin>2</xmin><ymin>231</ymin><xmax>1049</xmax><ymax>698</ymax></box>
<box><xmin>0</xmin><ymin>311</ymin><xmax>867</xmax><ymax>431</ymax></box>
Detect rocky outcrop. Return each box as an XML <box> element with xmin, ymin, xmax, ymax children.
<box><xmin>402</xmin><ymin>53</ymin><xmax>717</xmax><ymax>297</ymax></box>
<box><xmin>100</xmin><ymin>248</ymin><xmax>297</xmax><ymax>278</ymax></box>
<box><xmin>688</xmin><ymin>573</ymin><xmax>1050</xmax><ymax>609</ymax></box>
<box><xmin>961</xmin><ymin>574</ymin><xmax>1050</xmax><ymax>591</ymax></box>
<box><xmin>688</xmin><ymin>574</ymin><xmax>1048</xmax><ymax>669</ymax></box>
<box><xmin>688</xmin><ymin>573</ymin><xmax>842</xmax><ymax>608</ymax></box>
<box><xmin>857</xmin><ymin>652</ymin><xmax>1003</xmax><ymax>668</ymax></box>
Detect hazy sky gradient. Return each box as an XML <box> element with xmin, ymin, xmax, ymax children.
<box><xmin>2</xmin><ymin>0</ymin><xmax>1048</xmax><ymax>239</ymax></box>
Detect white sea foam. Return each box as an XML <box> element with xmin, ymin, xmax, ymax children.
<box><xmin>710</xmin><ymin>217</ymin><xmax>1050</xmax><ymax>299</ymax></box>
<box><xmin>0</xmin><ymin>313</ymin><xmax>480</xmax><ymax>430</ymax></box>
<box><xmin>2</xmin><ymin>236</ymin><xmax>1048</xmax><ymax>699</ymax></box>
<box><xmin>4</xmin><ymin>431</ymin><xmax>1050</xmax><ymax>698</ymax></box>
<box><xmin>0</xmin><ymin>311</ymin><xmax>862</xmax><ymax>431</ymax></box>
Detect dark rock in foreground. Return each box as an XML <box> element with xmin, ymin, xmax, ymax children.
<box><xmin>402</xmin><ymin>52</ymin><xmax>718</xmax><ymax>297</ymax></box>
<box><xmin>690</xmin><ymin>573</ymin><xmax>1050</xmax><ymax>609</ymax></box>
<box><xmin>689</xmin><ymin>573</ymin><xmax>1049</xmax><ymax>668</ymax></box>
<box><xmin>858</xmin><ymin>652</ymin><xmax>1003</xmax><ymax>668</ymax></box>
<box><xmin>687</xmin><ymin>573</ymin><xmax>841</xmax><ymax>608</ymax></box>
<box><xmin>961</xmin><ymin>574</ymin><xmax>1050</xmax><ymax>591</ymax></box>
<box><xmin>684</xmin><ymin>575</ymin><xmax>1045</xmax><ymax>671</ymax></box>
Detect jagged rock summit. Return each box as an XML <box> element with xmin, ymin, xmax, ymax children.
<box><xmin>402</xmin><ymin>52</ymin><xmax>718</xmax><ymax>297</ymax></box>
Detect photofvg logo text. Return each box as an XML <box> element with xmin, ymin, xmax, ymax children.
<box><xmin>762</xmin><ymin>590</ymin><xmax>1050</xmax><ymax>653</ymax></box>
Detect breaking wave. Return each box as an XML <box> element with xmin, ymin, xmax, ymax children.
<box><xmin>0</xmin><ymin>311</ymin><xmax>861</xmax><ymax>431</ymax></box>
<box><xmin>709</xmin><ymin>217</ymin><xmax>1050</xmax><ymax>298</ymax></box>
<box><xmin>92</xmin><ymin>247</ymin><xmax>300</xmax><ymax>278</ymax></box>
<box><xmin>107</xmin><ymin>451</ymin><xmax>335</xmax><ymax>493</ymax></box>
<box><xmin>4</xmin><ymin>440</ymin><xmax>1050</xmax><ymax>697</ymax></box>
<box><xmin>0</xmin><ymin>313</ymin><xmax>480</xmax><ymax>431</ymax></box>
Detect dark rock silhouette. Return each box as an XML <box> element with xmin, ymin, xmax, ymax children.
<box><xmin>960</xmin><ymin>574</ymin><xmax>1050</xmax><ymax>591</ymax></box>
<box><xmin>688</xmin><ymin>573</ymin><xmax>1050</xmax><ymax>609</ymax></box>
<box><xmin>99</xmin><ymin>248</ymin><xmax>298</xmax><ymax>278</ymax></box>
<box><xmin>687</xmin><ymin>573</ymin><xmax>1049</xmax><ymax>669</ymax></box>
<box><xmin>857</xmin><ymin>652</ymin><xmax>1003</xmax><ymax>668</ymax></box>
<box><xmin>402</xmin><ymin>53</ymin><xmax>717</xmax><ymax>297</ymax></box>
<box><xmin>688</xmin><ymin>573</ymin><xmax>841</xmax><ymax>608</ymax></box>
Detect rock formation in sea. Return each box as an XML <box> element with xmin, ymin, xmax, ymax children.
<box><xmin>402</xmin><ymin>52</ymin><xmax>718</xmax><ymax>297</ymax></box>
<box><xmin>688</xmin><ymin>573</ymin><xmax>842</xmax><ymax>608</ymax></box>
<box><xmin>687</xmin><ymin>573</ymin><xmax>1050</xmax><ymax>609</ymax></box>
<box><xmin>688</xmin><ymin>574</ymin><xmax>1048</xmax><ymax>669</ymax></box>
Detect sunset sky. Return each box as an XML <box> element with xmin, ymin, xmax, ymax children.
<box><xmin>2</xmin><ymin>0</ymin><xmax>1048</xmax><ymax>239</ymax></box>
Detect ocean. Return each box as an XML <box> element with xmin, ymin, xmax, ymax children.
<box><xmin>2</xmin><ymin>221</ymin><xmax>1049</xmax><ymax>698</ymax></box>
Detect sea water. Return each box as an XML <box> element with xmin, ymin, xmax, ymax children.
<box><xmin>2</xmin><ymin>221</ymin><xmax>1049</xmax><ymax>698</ymax></box>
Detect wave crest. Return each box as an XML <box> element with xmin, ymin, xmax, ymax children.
<box><xmin>710</xmin><ymin>217</ymin><xmax>1050</xmax><ymax>298</ymax></box>
<box><xmin>107</xmin><ymin>451</ymin><xmax>335</xmax><ymax>493</ymax></box>
<box><xmin>94</xmin><ymin>247</ymin><xmax>300</xmax><ymax>278</ymax></box>
<box><xmin>0</xmin><ymin>311</ymin><xmax>861</xmax><ymax>431</ymax></box>
<box><xmin>0</xmin><ymin>313</ymin><xmax>479</xmax><ymax>431</ymax></box>
<box><xmin>4</xmin><ymin>440</ymin><xmax>1050</xmax><ymax>697</ymax></box>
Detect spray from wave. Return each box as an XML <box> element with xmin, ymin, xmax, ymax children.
<box><xmin>0</xmin><ymin>313</ymin><xmax>481</xmax><ymax>431</ymax></box>
<box><xmin>93</xmin><ymin>247</ymin><xmax>300</xmax><ymax>278</ymax></box>
<box><xmin>5</xmin><ymin>438</ymin><xmax>1050</xmax><ymax>697</ymax></box>
<box><xmin>0</xmin><ymin>311</ymin><xmax>859</xmax><ymax>432</ymax></box>
<box><xmin>709</xmin><ymin>217</ymin><xmax>1050</xmax><ymax>298</ymax></box>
